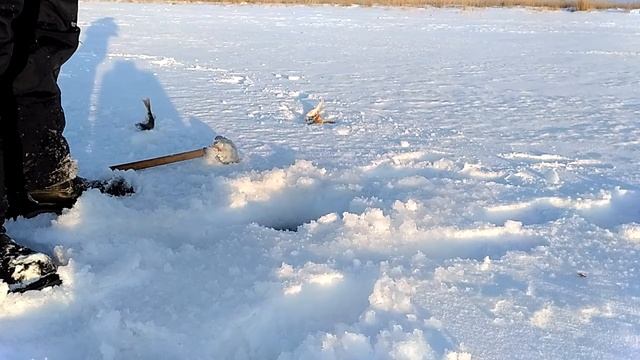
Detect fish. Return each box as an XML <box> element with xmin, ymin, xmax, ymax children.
<box><xmin>305</xmin><ymin>99</ymin><xmax>334</xmax><ymax>125</ymax></box>
<box><xmin>136</xmin><ymin>98</ymin><xmax>156</xmax><ymax>131</ymax></box>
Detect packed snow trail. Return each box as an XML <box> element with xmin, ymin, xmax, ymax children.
<box><xmin>1</xmin><ymin>2</ymin><xmax>640</xmax><ymax>359</ymax></box>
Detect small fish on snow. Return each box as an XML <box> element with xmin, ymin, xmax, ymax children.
<box><xmin>305</xmin><ymin>100</ymin><xmax>335</xmax><ymax>125</ymax></box>
<box><xmin>136</xmin><ymin>98</ymin><xmax>156</xmax><ymax>131</ymax></box>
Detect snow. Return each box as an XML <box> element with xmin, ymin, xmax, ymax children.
<box><xmin>2</xmin><ymin>2</ymin><xmax>640</xmax><ymax>359</ymax></box>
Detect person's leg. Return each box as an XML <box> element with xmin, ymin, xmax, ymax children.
<box><xmin>0</xmin><ymin>0</ymin><xmax>61</xmax><ymax>293</ymax></box>
<box><xmin>10</xmin><ymin>0</ymin><xmax>80</xmax><ymax>193</ymax></box>
<box><xmin>0</xmin><ymin>0</ymin><xmax>23</xmax><ymax>226</ymax></box>
<box><xmin>0</xmin><ymin>119</ymin><xmax>7</xmax><ymax>234</ymax></box>
<box><xmin>4</xmin><ymin>0</ymin><xmax>88</xmax><ymax>217</ymax></box>
<box><xmin>5</xmin><ymin>0</ymin><xmax>131</xmax><ymax>219</ymax></box>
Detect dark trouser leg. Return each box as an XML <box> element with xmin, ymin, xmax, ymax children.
<box><xmin>0</xmin><ymin>0</ymin><xmax>65</xmax><ymax>293</ymax></box>
<box><xmin>9</xmin><ymin>0</ymin><xmax>79</xmax><ymax>193</ymax></box>
<box><xmin>0</xmin><ymin>0</ymin><xmax>25</xmax><ymax>227</ymax></box>
<box><xmin>0</xmin><ymin>135</ymin><xmax>6</xmax><ymax>228</ymax></box>
<box><xmin>0</xmin><ymin>141</ymin><xmax>5</xmax><ymax>227</ymax></box>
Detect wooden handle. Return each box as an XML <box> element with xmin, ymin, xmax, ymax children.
<box><xmin>110</xmin><ymin>148</ymin><xmax>207</xmax><ymax>171</ymax></box>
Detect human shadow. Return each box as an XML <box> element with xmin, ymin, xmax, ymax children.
<box><xmin>63</xmin><ymin>17</ymin><xmax>118</xmax><ymax>127</ymax></box>
<box><xmin>95</xmin><ymin>60</ymin><xmax>215</xmax><ymax>168</ymax></box>
<box><xmin>61</xmin><ymin>17</ymin><xmax>215</xmax><ymax>177</ymax></box>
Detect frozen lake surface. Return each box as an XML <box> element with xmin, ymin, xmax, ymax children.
<box><xmin>1</xmin><ymin>2</ymin><xmax>640</xmax><ymax>359</ymax></box>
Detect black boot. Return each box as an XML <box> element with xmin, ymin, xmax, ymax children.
<box><xmin>0</xmin><ymin>227</ymin><xmax>61</xmax><ymax>293</ymax></box>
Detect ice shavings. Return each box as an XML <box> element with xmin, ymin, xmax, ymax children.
<box><xmin>380</xmin><ymin>327</ymin><xmax>435</xmax><ymax>360</ymax></box>
<box><xmin>445</xmin><ymin>352</ymin><xmax>472</xmax><ymax>360</ymax></box>
<box><xmin>460</xmin><ymin>163</ymin><xmax>505</xmax><ymax>180</ymax></box>
<box><xmin>530</xmin><ymin>305</ymin><xmax>554</xmax><ymax>328</ymax></box>
<box><xmin>485</xmin><ymin>188</ymin><xmax>640</xmax><ymax>227</ymax></box>
<box><xmin>218</xmin><ymin>75</ymin><xmax>245</xmax><ymax>84</ymax></box>
<box><xmin>305</xmin><ymin>205</ymin><xmax>540</xmax><ymax>259</ymax></box>
<box><xmin>280</xmin><ymin>326</ymin><xmax>436</xmax><ymax>360</ymax></box>
<box><xmin>369</xmin><ymin>275</ymin><xmax>415</xmax><ymax>313</ymax></box>
<box><xmin>620</xmin><ymin>223</ymin><xmax>640</xmax><ymax>243</ymax></box>
<box><xmin>278</xmin><ymin>262</ymin><xmax>344</xmax><ymax>295</ymax></box>
<box><xmin>500</xmin><ymin>152</ymin><xmax>569</xmax><ymax>162</ymax></box>
<box><xmin>228</xmin><ymin>160</ymin><xmax>326</xmax><ymax>208</ymax></box>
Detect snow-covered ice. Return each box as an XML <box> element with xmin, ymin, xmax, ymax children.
<box><xmin>2</xmin><ymin>2</ymin><xmax>640</xmax><ymax>359</ymax></box>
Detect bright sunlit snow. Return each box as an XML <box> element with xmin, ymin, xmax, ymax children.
<box><xmin>1</xmin><ymin>2</ymin><xmax>640</xmax><ymax>359</ymax></box>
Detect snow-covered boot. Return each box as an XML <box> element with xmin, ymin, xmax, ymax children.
<box><xmin>0</xmin><ymin>228</ymin><xmax>61</xmax><ymax>293</ymax></box>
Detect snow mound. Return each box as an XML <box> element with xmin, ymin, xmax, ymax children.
<box><xmin>305</xmin><ymin>205</ymin><xmax>541</xmax><ymax>259</ymax></box>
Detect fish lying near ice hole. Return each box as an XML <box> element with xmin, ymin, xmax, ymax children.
<box><xmin>305</xmin><ymin>100</ymin><xmax>335</xmax><ymax>125</ymax></box>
